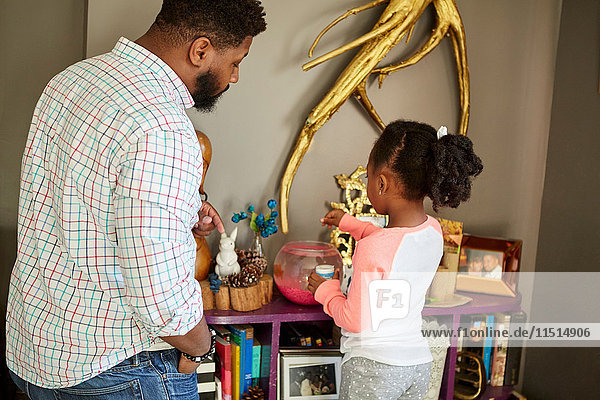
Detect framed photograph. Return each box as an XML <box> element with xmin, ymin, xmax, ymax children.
<box><xmin>459</xmin><ymin>248</ymin><xmax>505</xmax><ymax>280</ymax></box>
<box><xmin>455</xmin><ymin>234</ymin><xmax>522</xmax><ymax>297</ymax></box>
<box><xmin>280</xmin><ymin>352</ymin><xmax>342</xmax><ymax>400</ymax></box>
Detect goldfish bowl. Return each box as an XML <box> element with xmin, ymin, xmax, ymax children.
<box><xmin>273</xmin><ymin>241</ymin><xmax>343</xmax><ymax>306</ymax></box>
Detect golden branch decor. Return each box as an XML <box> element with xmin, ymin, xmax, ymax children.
<box><xmin>280</xmin><ymin>0</ymin><xmax>470</xmax><ymax>233</ymax></box>
<box><xmin>329</xmin><ymin>166</ymin><xmax>387</xmax><ymax>266</ymax></box>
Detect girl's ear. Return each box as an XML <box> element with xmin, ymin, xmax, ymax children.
<box><xmin>379</xmin><ymin>173</ymin><xmax>389</xmax><ymax>195</ymax></box>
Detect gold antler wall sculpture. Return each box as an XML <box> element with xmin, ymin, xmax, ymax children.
<box><xmin>280</xmin><ymin>0</ymin><xmax>470</xmax><ymax>233</ymax></box>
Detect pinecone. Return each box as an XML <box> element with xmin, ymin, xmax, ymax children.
<box><xmin>242</xmin><ymin>386</ymin><xmax>265</xmax><ymax>400</ymax></box>
<box><xmin>241</xmin><ymin>264</ymin><xmax>261</xmax><ymax>286</ymax></box>
<box><xmin>224</xmin><ymin>265</ymin><xmax>261</xmax><ymax>288</ymax></box>
<box><xmin>236</xmin><ymin>249</ymin><xmax>267</xmax><ymax>274</ymax></box>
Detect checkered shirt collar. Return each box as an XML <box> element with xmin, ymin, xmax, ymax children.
<box><xmin>112</xmin><ymin>36</ymin><xmax>195</xmax><ymax>109</ymax></box>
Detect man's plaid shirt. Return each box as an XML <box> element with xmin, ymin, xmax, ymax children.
<box><xmin>6</xmin><ymin>37</ymin><xmax>205</xmax><ymax>388</ymax></box>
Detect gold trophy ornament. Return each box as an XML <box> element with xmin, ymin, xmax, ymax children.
<box><xmin>280</xmin><ymin>0</ymin><xmax>470</xmax><ymax>233</ymax></box>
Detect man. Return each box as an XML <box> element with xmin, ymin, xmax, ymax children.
<box><xmin>483</xmin><ymin>254</ymin><xmax>503</xmax><ymax>279</ymax></box>
<box><xmin>6</xmin><ymin>1</ymin><xmax>266</xmax><ymax>398</ymax></box>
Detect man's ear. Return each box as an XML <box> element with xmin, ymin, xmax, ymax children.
<box><xmin>189</xmin><ymin>36</ymin><xmax>214</xmax><ymax>70</ymax></box>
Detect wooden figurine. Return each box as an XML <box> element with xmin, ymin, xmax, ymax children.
<box><xmin>194</xmin><ymin>130</ymin><xmax>212</xmax><ymax>282</ymax></box>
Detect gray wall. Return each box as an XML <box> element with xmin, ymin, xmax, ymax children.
<box><xmin>0</xmin><ymin>0</ymin><xmax>86</xmax><ymax>393</ymax></box>
<box><xmin>523</xmin><ymin>1</ymin><xmax>600</xmax><ymax>398</ymax></box>
<box><xmin>86</xmin><ymin>1</ymin><xmax>560</xmax><ymax>289</ymax></box>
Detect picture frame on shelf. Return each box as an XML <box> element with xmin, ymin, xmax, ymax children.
<box><xmin>280</xmin><ymin>350</ymin><xmax>342</xmax><ymax>400</ymax></box>
<box><xmin>455</xmin><ymin>234</ymin><xmax>522</xmax><ymax>297</ymax></box>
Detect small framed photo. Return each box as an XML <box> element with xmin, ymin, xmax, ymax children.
<box><xmin>356</xmin><ymin>213</ymin><xmax>388</xmax><ymax>228</ymax></box>
<box><xmin>281</xmin><ymin>352</ymin><xmax>342</xmax><ymax>400</ymax></box>
<box><xmin>459</xmin><ymin>248</ymin><xmax>505</xmax><ymax>280</ymax></box>
<box><xmin>455</xmin><ymin>234</ymin><xmax>522</xmax><ymax>297</ymax></box>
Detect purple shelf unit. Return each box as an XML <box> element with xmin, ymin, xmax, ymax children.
<box><xmin>205</xmin><ymin>296</ymin><xmax>331</xmax><ymax>400</ymax></box>
<box><xmin>205</xmin><ymin>291</ymin><xmax>521</xmax><ymax>400</ymax></box>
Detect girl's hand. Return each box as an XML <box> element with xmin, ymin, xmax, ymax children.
<box><xmin>307</xmin><ymin>269</ymin><xmax>341</xmax><ymax>295</ymax></box>
<box><xmin>320</xmin><ymin>209</ymin><xmax>345</xmax><ymax>229</ymax></box>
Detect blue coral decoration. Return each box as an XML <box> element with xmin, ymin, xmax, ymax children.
<box><xmin>231</xmin><ymin>199</ymin><xmax>279</xmax><ymax>239</ymax></box>
<box><xmin>208</xmin><ymin>273</ymin><xmax>222</xmax><ymax>293</ymax></box>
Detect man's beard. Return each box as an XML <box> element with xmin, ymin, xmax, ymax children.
<box><xmin>192</xmin><ymin>70</ymin><xmax>229</xmax><ymax>112</ymax></box>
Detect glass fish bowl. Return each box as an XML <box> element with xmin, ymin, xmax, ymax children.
<box><xmin>274</xmin><ymin>241</ymin><xmax>343</xmax><ymax>305</ymax></box>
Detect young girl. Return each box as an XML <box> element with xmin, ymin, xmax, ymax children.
<box><xmin>308</xmin><ymin>120</ymin><xmax>483</xmax><ymax>400</ymax></box>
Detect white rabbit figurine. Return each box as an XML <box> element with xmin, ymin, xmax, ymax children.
<box><xmin>215</xmin><ymin>227</ymin><xmax>241</xmax><ymax>278</ymax></box>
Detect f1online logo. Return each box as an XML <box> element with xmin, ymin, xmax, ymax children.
<box><xmin>368</xmin><ymin>280</ymin><xmax>411</xmax><ymax>331</ymax></box>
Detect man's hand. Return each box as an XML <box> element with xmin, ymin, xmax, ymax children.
<box><xmin>160</xmin><ymin>316</ymin><xmax>211</xmax><ymax>374</ymax></box>
<box><xmin>178</xmin><ymin>355</ymin><xmax>201</xmax><ymax>374</ymax></box>
<box><xmin>193</xmin><ymin>201</ymin><xmax>225</xmax><ymax>236</ymax></box>
<box><xmin>307</xmin><ymin>269</ymin><xmax>340</xmax><ymax>294</ymax></box>
<box><xmin>320</xmin><ymin>209</ymin><xmax>346</xmax><ymax>229</ymax></box>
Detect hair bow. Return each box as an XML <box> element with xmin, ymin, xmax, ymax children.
<box><xmin>437</xmin><ymin>126</ymin><xmax>448</xmax><ymax>140</ymax></box>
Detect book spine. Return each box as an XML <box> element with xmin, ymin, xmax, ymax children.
<box><xmin>213</xmin><ymin>325</ymin><xmax>232</xmax><ymax>341</ymax></box>
<box><xmin>232</xmin><ymin>342</ymin><xmax>240</xmax><ymax>400</ymax></box>
<box><xmin>252</xmin><ymin>341</ymin><xmax>261</xmax><ymax>386</ymax></box>
<box><xmin>215</xmin><ymin>336</ymin><xmax>232</xmax><ymax>400</ymax></box>
<box><xmin>227</xmin><ymin>325</ymin><xmax>246</xmax><ymax>398</ymax></box>
<box><xmin>260</xmin><ymin>344</ymin><xmax>271</xmax><ymax>380</ymax></box>
<box><xmin>215</xmin><ymin>377</ymin><xmax>222</xmax><ymax>400</ymax></box>
<box><xmin>483</xmin><ymin>314</ymin><xmax>495</xmax><ymax>382</ymax></box>
<box><xmin>504</xmin><ymin>312</ymin><xmax>527</xmax><ymax>386</ymax></box>
<box><xmin>244</xmin><ymin>336</ymin><xmax>253</xmax><ymax>393</ymax></box>
<box><xmin>490</xmin><ymin>313</ymin><xmax>510</xmax><ymax>386</ymax></box>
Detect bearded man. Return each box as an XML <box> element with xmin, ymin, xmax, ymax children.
<box><xmin>6</xmin><ymin>1</ymin><xmax>266</xmax><ymax>398</ymax></box>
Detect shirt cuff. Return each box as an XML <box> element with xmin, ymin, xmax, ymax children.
<box><xmin>338</xmin><ymin>213</ymin><xmax>354</xmax><ymax>232</ymax></box>
<box><xmin>314</xmin><ymin>278</ymin><xmax>342</xmax><ymax>305</ymax></box>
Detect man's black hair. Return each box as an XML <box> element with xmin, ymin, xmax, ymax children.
<box><xmin>153</xmin><ymin>0</ymin><xmax>267</xmax><ymax>49</ymax></box>
<box><xmin>370</xmin><ymin>120</ymin><xmax>483</xmax><ymax>211</ymax></box>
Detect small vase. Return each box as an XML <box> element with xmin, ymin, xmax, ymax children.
<box><xmin>252</xmin><ymin>231</ymin><xmax>264</xmax><ymax>257</ymax></box>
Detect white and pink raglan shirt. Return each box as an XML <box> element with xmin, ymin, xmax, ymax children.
<box><xmin>315</xmin><ymin>213</ymin><xmax>443</xmax><ymax>366</ymax></box>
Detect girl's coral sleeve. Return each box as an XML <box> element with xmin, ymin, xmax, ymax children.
<box><xmin>314</xmin><ymin>275</ymin><xmax>363</xmax><ymax>333</ymax></box>
<box><xmin>314</xmin><ymin>239</ymin><xmax>384</xmax><ymax>334</ymax></box>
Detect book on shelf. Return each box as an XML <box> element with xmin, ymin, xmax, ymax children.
<box><xmin>467</xmin><ymin>314</ymin><xmax>486</xmax><ymax>361</ymax></box>
<box><xmin>242</xmin><ymin>324</ymin><xmax>255</xmax><ymax>394</ymax></box>
<box><xmin>490</xmin><ymin>313</ymin><xmax>511</xmax><ymax>386</ymax></box>
<box><xmin>232</xmin><ymin>341</ymin><xmax>240</xmax><ymax>400</ymax></box>
<box><xmin>227</xmin><ymin>325</ymin><xmax>248</xmax><ymax>396</ymax></box>
<box><xmin>252</xmin><ymin>338</ymin><xmax>262</xmax><ymax>386</ymax></box>
<box><xmin>213</xmin><ymin>325</ymin><xmax>233</xmax><ymax>341</ymax></box>
<box><xmin>215</xmin><ymin>377</ymin><xmax>222</xmax><ymax>400</ymax></box>
<box><xmin>260</xmin><ymin>342</ymin><xmax>271</xmax><ymax>382</ymax></box>
<box><xmin>215</xmin><ymin>334</ymin><xmax>232</xmax><ymax>400</ymax></box>
<box><xmin>482</xmin><ymin>314</ymin><xmax>495</xmax><ymax>382</ymax></box>
<box><xmin>504</xmin><ymin>311</ymin><xmax>527</xmax><ymax>386</ymax></box>
<box><xmin>456</xmin><ymin>311</ymin><xmax>525</xmax><ymax>390</ymax></box>
<box><xmin>455</xmin><ymin>314</ymin><xmax>486</xmax><ymax>392</ymax></box>
<box><xmin>242</xmin><ymin>325</ymin><xmax>254</xmax><ymax>394</ymax></box>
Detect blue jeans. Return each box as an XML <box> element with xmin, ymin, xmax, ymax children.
<box><xmin>9</xmin><ymin>348</ymin><xmax>198</xmax><ymax>399</ymax></box>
